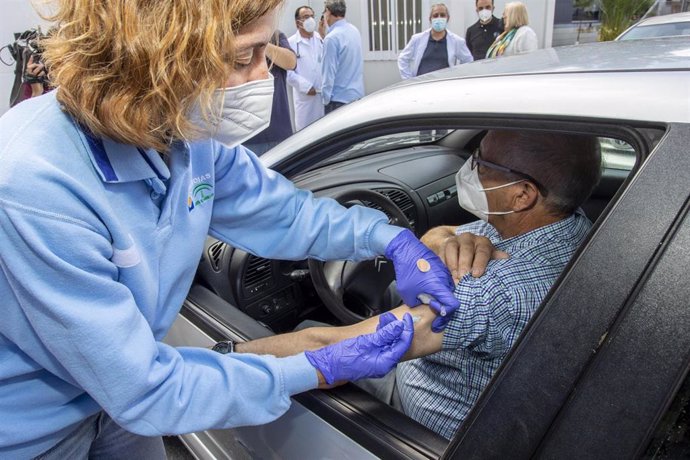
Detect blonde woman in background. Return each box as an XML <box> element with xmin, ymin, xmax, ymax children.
<box><xmin>486</xmin><ymin>1</ymin><xmax>538</xmax><ymax>58</ymax></box>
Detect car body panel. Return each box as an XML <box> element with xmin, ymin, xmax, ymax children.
<box><xmin>164</xmin><ymin>315</ymin><xmax>381</xmax><ymax>460</ymax></box>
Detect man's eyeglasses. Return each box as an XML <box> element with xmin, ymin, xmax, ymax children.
<box><xmin>471</xmin><ymin>148</ymin><xmax>548</xmax><ymax>196</ymax></box>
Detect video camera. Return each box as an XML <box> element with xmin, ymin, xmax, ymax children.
<box><xmin>1</xmin><ymin>27</ymin><xmax>49</xmax><ymax>106</ymax></box>
<box><xmin>13</xmin><ymin>29</ymin><xmax>46</xmax><ymax>84</ymax></box>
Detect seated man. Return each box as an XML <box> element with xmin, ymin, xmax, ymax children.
<box><xmin>233</xmin><ymin>129</ymin><xmax>601</xmax><ymax>439</ymax></box>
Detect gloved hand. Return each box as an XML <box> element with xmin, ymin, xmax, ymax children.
<box><xmin>305</xmin><ymin>313</ymin><xmax>414</xmax><ymax>385</ymax></box>
<box><xmin>385</xmin><ymin>229</ymin><xmax>460</xmax><ymax>332</ymax></box>
<box><xmin>376</xmin><ymin>311</ymin><xmax>398</xmax><ymax>331</ymax></box>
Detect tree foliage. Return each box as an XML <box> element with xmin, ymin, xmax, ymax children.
<box><xmin>597</xmin><ymin>0</ymin><xmax>655</xmax><ymax>41</ymax></box>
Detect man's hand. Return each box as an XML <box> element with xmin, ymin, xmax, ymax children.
<box><xmin>305</xmin><ymin>313</ymin><xmax>414</xmax><ymax>387</ymax></box>
<box><xmin>318</xmin><ymin>15</ymin><xmax>327</xmax><ymax>37</ymax></box>
<box><xmin>440</xmin><ymin>233</ymin><xmax>509</xmax><ymax>282</ymax></box>
<box><xmin>307</xmin><ymin>87</ymin><xmax>317</xmax><ymax>96</ymax></box>
<box><xmin>385</xmin><ymin>229</ymin><xmax>459</xmax><ymax>332</ymax></box>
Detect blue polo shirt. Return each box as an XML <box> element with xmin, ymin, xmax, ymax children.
<box><xmin>0</xmin><ymin>91</ymin><xmax>401</xmax><ymax>458</ymax></box>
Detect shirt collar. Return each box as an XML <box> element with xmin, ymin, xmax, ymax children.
<box><xmin>83</xmin><ymin>133</ymin><xmax>171</xmax><ymax>184</ymax></box>
<box><xmin>492</xmin><ymin>209</ymin><xmax>585</xmax><ymax>248</ymax></box>
<box><xmin>330</xmin><ymin>18</ymin><xmax>347</xmax><ymax>29</ymax></box>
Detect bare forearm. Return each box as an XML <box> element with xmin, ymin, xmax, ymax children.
<box><xmin>236</xmin><ymin>304</ymin><xmax>442</xmax><ymax>360</ymax></box>
<box><xmin>235</xmin><ymin>325</ymin><xmax>347</xmax><ymax>356</ymax></box>
<box><xmin>266</xmin><ymin>43</ymin><xmax>297</xmax><ymax>70</ymax></box>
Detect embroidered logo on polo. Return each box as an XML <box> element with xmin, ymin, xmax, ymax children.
<box><xmin>187</xmin><ymin>173</ymin><xmax>214</xmax><ymax>212</ymax></box>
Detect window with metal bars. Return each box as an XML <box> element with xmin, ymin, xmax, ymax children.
<box><xmin>363</xmin><ymin>0</ymin><xmax>424</xmax><ymax>60</ymax></box>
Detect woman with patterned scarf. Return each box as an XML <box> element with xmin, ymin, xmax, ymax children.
<box><xmin>486</xmin><ymin>1</ymin><xmax>538</xmax><ymax>58</ymax></box>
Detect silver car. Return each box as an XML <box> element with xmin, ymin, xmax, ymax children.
<box><xmin>165</xmin><ymin>37</ymin><xmax>690</xmax><ymax>459</ymax></box>
<box><xmin>617</xmin><ymin>11</ymin><xmax>690</xmax><ymax>40</ymax></box>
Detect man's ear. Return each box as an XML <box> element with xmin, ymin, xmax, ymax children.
<box><xmin>510</xmin><ymin>181</ymin><xmax>539</xmax><ymax>212</ymax></box>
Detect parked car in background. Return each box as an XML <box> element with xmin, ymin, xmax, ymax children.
<box><xmin>617</xmin><ymin>11</ymin><xmax>690</xmax><ymax>40</ymax></box>
<box><xmin>164</xmin><ymin>37</ymin><xmax>690</xmax><ymax>459</ymax></box>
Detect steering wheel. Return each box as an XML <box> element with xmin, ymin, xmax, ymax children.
<box><xmin>308</xmin><ymin>189</ymin><xmax>412</xmax><ymax>325</ymax></box>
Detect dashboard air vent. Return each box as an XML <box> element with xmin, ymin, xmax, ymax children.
<box><xmin>244</xmin><ymin>256</ymin><xmax>273</xmax><ymax>296</ymax></box>
<box><xmin>207</xmin><ymin>240</ymin><xmax>226</xmax><ymax>272</ymax></box>
<box><xmin>376</xmin><ymin>188</ymin><xmax>417</xmax><ymax>229</ymax></box>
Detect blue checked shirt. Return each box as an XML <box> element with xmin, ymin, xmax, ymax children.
<box><xmin>396</xmin><ymin>210</ymin><xmax>591</xmax><ymax>439</ymax></box>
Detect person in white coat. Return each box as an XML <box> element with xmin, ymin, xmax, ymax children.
<box><xmin>397</xmin><ymin>3</ymin><xmax>473</xmax><ymax>80</ymax></box>
<box><xmin>287</xmin><ymin>5</ymin><xmax>325</xmax><ymax>131</ymax></box>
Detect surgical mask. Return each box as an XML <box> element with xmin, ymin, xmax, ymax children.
<box><xmin>191</xmin><ymin>75</ymin><xmax>274</xmax><ymax>149</ymax></box>
<box><xmin>478</xmin><ymin>9</ymin><xmax>493</xmax><ymax>22</ymax></box>
<box><xmin>455</xmin><ymin>157</ymin><xmax>523</xmax><ymax>221</ymax></box>
<box><xmin>302</xmin><ymin>17</ymin><xmax>317</xmax><ymax>33</ymax></box>
<box><xmin>431</xmin><ymin>17</ymin><xmax>447</xmax><ymax>32</ymax></box>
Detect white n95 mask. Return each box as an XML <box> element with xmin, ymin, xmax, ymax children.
<box><xmin>192</xmin><ymin>74</ymin><xmax>274</xmax><ymax>149</ymax></box>
<box><xmin>478</xmin><ymin>9</ymin><xmax>493</xmax><ymax>22</ymax></box>
<box><xmin>455</xmin><ymin>157</ymin><xmax>523</xmax><ymax>221</ymax></box>
<box><xmin>302</xmin><ymin>17</ymin><xmax>317</xmax><ymax>33</ymax></box>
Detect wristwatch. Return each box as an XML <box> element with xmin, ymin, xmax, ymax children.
<box><xmin>211</xmin><ymin>340</ymin><xmax>236</xmax><ymax>354</ymax></box>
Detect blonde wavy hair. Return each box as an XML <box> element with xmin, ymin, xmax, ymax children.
<box><xmin>503</xmin><ymin>1</ymin><xmax>529</xmax><ymax>30</ymax></box>
<box><xmin>42</xmin><ymin>0</ymin><xmax>282</xmax><ymax>152</ymax></box>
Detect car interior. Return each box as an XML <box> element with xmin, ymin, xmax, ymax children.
<box><xmin>179</xmin><ymin>120</ymin><xmax>666</xmax><ymax>452</ymax></box>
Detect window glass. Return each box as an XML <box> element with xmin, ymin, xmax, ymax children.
<box><xmin>320</xmin><ymin>129</ymin><xmax>444</xmax><ymax>166</ymax></box>
<box><xmin>324</xmin><ymin>133</ymin><xmax>636</xmax><ymax>171</ymax></box>
<box><xmin>619</xmin><ymin>22</ymin><xmax>690</xmax><ymax>40</ymax></box>
<box><xmin>366</xmin><ymin>0</ymin><xmax>422</xmax><ymax>57</ymax></box>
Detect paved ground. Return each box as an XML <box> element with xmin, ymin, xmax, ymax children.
<box><xmin>552</xmin><ymin>23</ymin><xmax>600</xmax><ymax>47</ymax></box>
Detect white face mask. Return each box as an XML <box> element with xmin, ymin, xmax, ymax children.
<box><xmin>455</xmin><ymin>157</ymin><xmax>524</xmax><ymax>221</ymax></box>
<box><xmin>431</xmin><ymin>17</ymin><xmax>447</xmax><ymax>32</ymax></box>
<box><xmin>302</xmin><ymin>17</ymin><xmax>317</xmax><ymax>33</ymax></box>
<box><xmin>191</xmin><ymin>75</ymin><xmax>274</xmax><ymax>149</ymax></box>
<box><xmin>478</xmin><ymin>9</ymin><xmax>493</xmax><ymax>22</ymax></box>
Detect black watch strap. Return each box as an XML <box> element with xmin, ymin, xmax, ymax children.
<box><xmin>211</xmin><ymin>340</ymin><xmax>235</xmax><ymax>354</ymax></box>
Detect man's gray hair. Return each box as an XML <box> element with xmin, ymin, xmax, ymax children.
<box><xmin>325</xmin><ymin>0</ymin><xmax>347</xmax><ymax>17</ymax></box>
<box><xmin>430</xmin><ymin>3</ymin><xmax>449</xmax><ymax>14</ymax></box>
<box><xmin>481</xmin><ymin>130</ymin><xmax>602</xmax><ymax>216</ymax></box>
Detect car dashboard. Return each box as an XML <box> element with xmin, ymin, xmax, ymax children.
<box><xmin>194</xmin><ymin>145</ymin><xmax>472</xmax><ymax>332</ymax></box>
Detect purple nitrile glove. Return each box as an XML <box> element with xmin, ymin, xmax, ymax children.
<box><xmin>376</xmin><ymin>311</ymin><xmax>398</xmax><ymax>331</ymax></box>
<box><xmin>385</xmin><ymin>229</ymin><xmax>460</xmax><ymax>332</ymax></box>
<box><xmin>305</xmin><ymin>313</ymin><xmax>414</xmax><ymax>385</ymax></box>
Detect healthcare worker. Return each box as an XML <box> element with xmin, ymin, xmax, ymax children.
<box><xmin>397</xmin><ymin>3</ymin><xmax>473</xmax><ymax>80</ymax></box>
<box><xmin>0</xmin><ymin>0</ymin><xmax>460</xmax><ymax>458</ymax></box>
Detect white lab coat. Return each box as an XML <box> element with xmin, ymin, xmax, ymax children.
<box><xmin>287</xmin><ymin>32</ymin><xmax>325</xmax><ymax>131</ymax></box>
<box><xmin>397</xmin><ymin>28</ymin><xmax>473</xmax><ymax>80</ymax></box>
